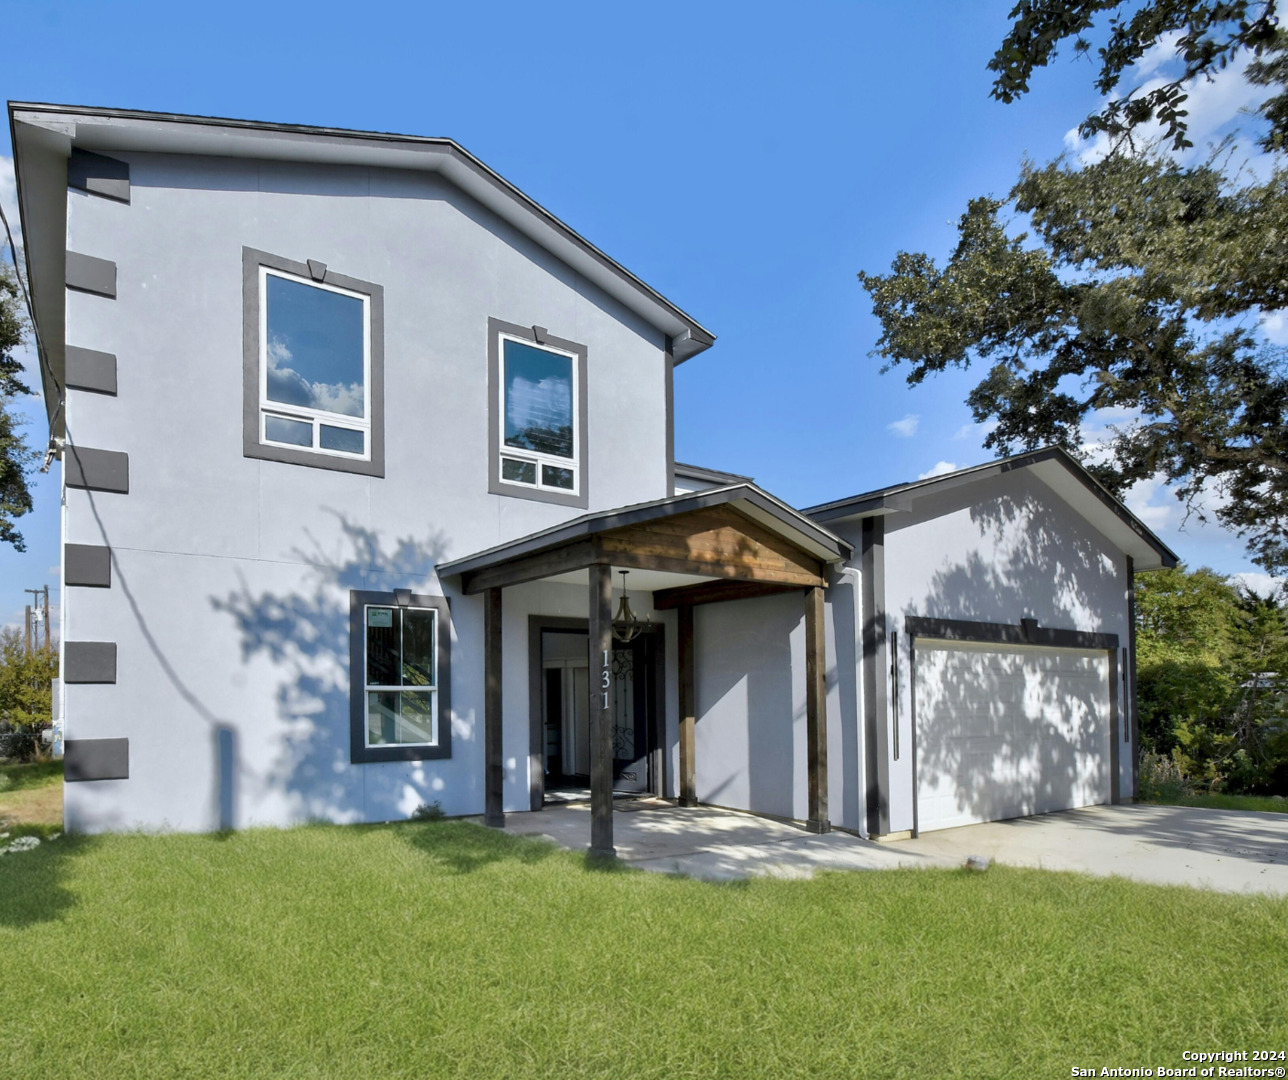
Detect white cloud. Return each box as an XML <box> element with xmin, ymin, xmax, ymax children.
<box><xmin>887</xmin><ymin>413</ymin><xmax>919</xmax><ymax>437</ymax></box>
<box><xmin>265</xmin><ymin>338</ymin><xmax>365</xmax><ymax>418</ymax></box>
<box><xmin>1231</xmin><ymin>571</ymin><xmax>1285</xmax><ymax>598</ymax></box>
<box><xmin>917</xmin><ymin>460</ymin><xmax>959</xmax><ymax>480</ymax></box>
<box><xmin>1258</xmin><ymin>309</ymin><xmax>1288</xmax><ymax>345</ymax></box>
<box><xmin>1065</xmin><ymin>39</ymin><xmax>1275</xmax><ymax>175</ymax></box>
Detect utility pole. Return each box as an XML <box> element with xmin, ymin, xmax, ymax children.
<box><xmin>24</xmin><ymin>587</ymin><xmax>45</xmax><ymax>652</ymax></box>
<box><xmin>42</xmin><ymin>585</ymin><xmax>50</xmax><ymax>652</ymax></box>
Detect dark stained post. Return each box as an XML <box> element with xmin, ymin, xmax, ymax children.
<box><xmin>677</xmin><ymin>604</ymin><xmax>697</xmax><ymax>807</ymax></box>
<box><xmin>484</xmin><ymin>587</ymin><xmax>505</xmax><ymax>828</ymax></box>
<box><xmin>588</xmin><ymin>562</ymin><xmax>616</xmax><ymax>858</ymax></box>
<box><xmin>804</xmin><ymin>585</ymin><xmax>830</xmax><ymax>834</ymax></box>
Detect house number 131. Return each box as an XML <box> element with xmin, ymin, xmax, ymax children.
<box><xmin>601</xmin><ymin>649</ymin><xmax>610</xmax><ymax>709</ymax></box>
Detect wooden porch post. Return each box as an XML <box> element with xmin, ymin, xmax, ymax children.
<box><xmin>484</xmin><ymin>587</ymin><xmax>505</xmax><ymax>828</ymax></box>
<box><xmin>677</xmin><ymin>603</ymin><xmax>697</xmax><ymax>807</ymax></box>
<box><xmin>804</xmin><ymin>585</ymin><xmax>830</xmax><ymax>834</ymax></box>
<box><xmin>588</xmin><ymin>563</ymin><xmax>616</xmax><ymax>858</ymax></box>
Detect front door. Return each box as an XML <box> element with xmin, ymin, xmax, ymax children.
<box><xmin>542</xmin><ymin>629</ymin><xmax>656</xmax><ymax>794</ymax></box>
<box><xmin>609</xmin><ymin>636</ymin><xmax>651</xmax><ymax>794</ymax></box>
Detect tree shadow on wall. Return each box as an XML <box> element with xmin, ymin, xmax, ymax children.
<box><xmin>903</xmin><ymin>486</ymin><xmax>1124</xmax><ymax>830</ymax></box>
<box><xmin>211</xmin><ymin>513</ymin><xmax>449</xmax><ymax>825</ymax></box>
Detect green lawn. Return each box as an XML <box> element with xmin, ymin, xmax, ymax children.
<box><xmin>1141</xmin><ymin>791</ymin><xmax>1288</xmax><ymax>814</ymax></box>
<box><xmin>1</xmin><ymin>820</ymin><xmax>1286</xmax><ymax>1078</ymax></box>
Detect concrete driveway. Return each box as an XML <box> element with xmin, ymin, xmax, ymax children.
<box><xmin>499</xmin><ymin>800</ymin><xmax>1288</xmax><ymax>894</ymax></box>
<box><xmin>883</xmin><ymin>803</ymin><xmax>1288</xmax><ymax>895</ymax></box>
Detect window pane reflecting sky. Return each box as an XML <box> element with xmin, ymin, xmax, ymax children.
<box><xmin>503</xmin><ymin>340</ymin><xmax>573</xmax><ymax>458</ymax></box>
<box><xmin>266</xmin><ymin>274</ymin><xmax>365</xmax><ymax>418</ymax></box>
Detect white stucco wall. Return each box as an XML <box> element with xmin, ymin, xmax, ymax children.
<box><xmin>690</xmin><ymin>588</ymin><xmax>851</xmax><ymax>829</ymax></box>
<box><xmin>865</xmin><ymin>468</ymin><xmax>1135</xmax><ymax>834</ymax></box>
<box><xmin>61</xmin><ymin>153</ymin><xmax>674</xmax><ymax>832</ymax></box>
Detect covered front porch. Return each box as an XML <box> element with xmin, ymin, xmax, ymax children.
<box><xmin>438</xmin><ymin>484</ymin><xmax>852</xmax><ymax>858</ymax></box>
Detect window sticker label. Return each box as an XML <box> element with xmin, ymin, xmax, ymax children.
<box><xmin>367</xmin><ymin>608</ymin><xmax>394</xmax><ymax>628</ymax></box>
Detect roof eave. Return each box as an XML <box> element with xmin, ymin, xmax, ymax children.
<box><xmin>8</xmin><ymin>102</ymin><xmax>716</xmax><ymax>367</ymax></box>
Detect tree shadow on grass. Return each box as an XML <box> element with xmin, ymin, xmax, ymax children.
<box><xmin>0</xmin><ymin>833</ymin><xmax>97</xmax><ymax>928</ymax></box>
<box><xmin>396</xmin><ymin>819</ymin><xmax>562</xmax><ymax>875</ymax></box>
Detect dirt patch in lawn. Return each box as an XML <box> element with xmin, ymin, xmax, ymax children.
<box><xmin>0</xmin><ymin>780</ymin><xmax>62</xmax><ymax>828</ymax></box>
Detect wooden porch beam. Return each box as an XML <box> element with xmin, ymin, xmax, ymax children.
<box><xmin>461</xmin><ymin>540</ymin><xmax>599</xmax><ymax>595</ymax></box>
<box><xmin>804</xmin><ymin>584</ymin><xmax>830</xmax><ymax>834</ymax></box>
<box><xmin>677</xmin><ymin>604</ymin><xmax>697</xmax><ymax>807</ymax></box>
<box><xmin>652</xmin><ymin>579</ymin><xmax>804</xmax><ymax>611</ymax></box>
<box><xmin>484</xmin><ymin>587</ymin><xmax>504</xmax><ymax>828</ymax></box>
<box><xmin>588</xmin><ymin>563</ymin><xmax>616</xmax><ymax>859</ymax></box>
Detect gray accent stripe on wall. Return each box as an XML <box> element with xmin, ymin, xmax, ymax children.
<box><xmin>65</xmin><ymin>447</ymin><xmax>129</xmax><ymax>493</ymax></box>
<box><xmin>65</xmin><ymin>543</ymin><xmax>112</xmax><ymax>588</ymax></box>
<box><xmin>65</xmin><ymin>346</ymin><xmax>118</xmax><ymax>395</ymax></box>
<box><xmin>67</xmin><ymin>148</ymin><xmax>131</xmax><ymax>203</ymax></box>
<box><xmin>64</xmin><ymin>641</ymin><xmax>117</xmax><ymax>684</ymax></box>
<box><xmin>65</xmin><ymin>251</ymin><xmax>117</xmax><ymax>298</ymax></box>
<box><xmin>65</xmin><ymin>738</ymin><xmax>129</xmax><ymax>781</ymax></box>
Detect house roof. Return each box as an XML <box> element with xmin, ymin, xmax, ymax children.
<box><xmin>803</xmin><ymin>446</ymin><xmax>1179</xmax><ymax>571</ymax></box>
<box><xmin>438</xmin><ymin>482</ymin><xmax>852</xmax><ymax>583</ymax></box>
<box><xmin>7</xmin><ymin>102</ymin><xmax>717</xmax><ymax>430</ymax></box>
<box><xmin>673</xmin><ymin>461</ymin><xmax>754</xmax><ymax>486</ymax></box>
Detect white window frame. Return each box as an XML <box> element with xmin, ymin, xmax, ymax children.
<box><xmin>363</xmin><ymin>604</ymin><xmax>438</xmax><ymax>749</ymax></box>
<box><xmin>496</xmin><ymin>332</ymin><xmax>581</xmax><ymax>496</ymax></box>
<box><xmin>259</xmin><ymin>266</ymin><xmax>372</xmax><ymax>462</ymax></box>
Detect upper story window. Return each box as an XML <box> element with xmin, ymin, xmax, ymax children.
<box><xmin>243</xmin><ymin>248</ymin><xmax>385</xmax><ymax>477</ymax></box>
<box><xmin>487</xmin><ymin>318</ymin><xmax>588</xmax><ymax>508</ymax></box>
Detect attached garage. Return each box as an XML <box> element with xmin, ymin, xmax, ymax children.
<box><xmin>908</xmin><ymin>621</ymin><xmax>1119</xmax><ymax>834</ymax></box>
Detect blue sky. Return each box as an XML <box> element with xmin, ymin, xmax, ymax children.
<box><xmin>0</xmin><ymin>0</ymin><xmax>1281</xmax><ymax>631</ymax></box>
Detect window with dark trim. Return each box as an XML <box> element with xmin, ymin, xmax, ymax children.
<box><xmin>487</xmin><ymin>318</ymin><xmax>588</xmax><ymax>508</ymax></box>
<box><xmin>243</xmin><ymin>248</ymin><xmax>385</xmax><ymax>477</ymax></box>
<box><xmin>349</xmin><ymin>590</ymin><xmax>451</xmax><ymax>762</ymax></box>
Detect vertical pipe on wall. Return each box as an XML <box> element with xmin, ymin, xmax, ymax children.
<box><xmin>588</xmin><ymin>563</ymin><xmax>615</xmax><ymax>858</ymax></box>
<box><xmin>804</xmin><ymin>584</ymin><xmax>830</xmax><ymax>833</ymax></box>
<box><xmin>484</xmin><ymin>587</ymin><xmax>505</xmax><ymax>828</ymax></box>
<box><xmin>677</xmin><ymin>603</ymin><xmax>697</xmax><ymax>807</ymax></box>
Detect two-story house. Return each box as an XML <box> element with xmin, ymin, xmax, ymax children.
<box><xmin>9</xmin><ymin>103</ymin><xmax>1176</xmax><ymax>853</ymax></box>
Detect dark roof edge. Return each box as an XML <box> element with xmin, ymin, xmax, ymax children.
<box><xmin>805</xmin><ymin>447</ymin><xmax>1179</xmax><ymax>568</ymax></box>
<box><xmin>673</xmin><ymin>461</ymin><xmax>754</xmax><ymax>485</ymax></box>
<box><xmin>7</xmin><ymin>101</ymin><xmax>716</xmax><ymax>361</ymax></box>
<box><xmin>439</xmin><ymin>483</ymin><xmax>851</xmax><ymax>579</ymax></box>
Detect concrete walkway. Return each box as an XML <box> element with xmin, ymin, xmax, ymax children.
<box><xmin>498</xmin><ymin>799</ymin><xmax>1288</xmax><ymax>894</ymax></box>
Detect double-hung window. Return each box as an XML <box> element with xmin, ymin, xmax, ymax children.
<box><xmin>365</xmin><ymin>604</ymin><xmax>437</xmax><ymax>747</ymax></box>
<box><xmin>349</xmin><ymin>591</ymin><xmax>451</xmax><ymax>763</ymax></box>
<box><xmin>488</xmin><ymin>319</ymin><xmax>588</xmax><ymax>508</ymax></box>
<box><xmin>243</xmin><ymin>248</ymin><xmax>385</xmax><ymax>477</ymax></box>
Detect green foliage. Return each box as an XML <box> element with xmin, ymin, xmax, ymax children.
<box><xmin>862</xmin><ymin>1</ymin><xmax>1288</xmax><ymax>572</ymax></box>
<box><xmin>1135</xmin><ymin>566</ymin><xmax>1288</xmax><ymax>792</ymax></box>
<box><xmin>0</xmin><ymin>627</ymin><xmax>58</xmax><ymax>761</ymax></box>
<box><xmin>0</xmin><ymin>264</ymin><xmax>34</xmax><ymax>552</ymax></box>
<box><xmin>860</xmin><ymin>151</ymin><xmax>1288</xmax><ymax>570</ymax></box>
<box><xmin>988</xmin><ymin>1</ymin><xmax>1282</xmax><ymax>152</ymax></box>
<box><xmin>410</xmin><ymin>799</ymin><xmax>445</xmax><ymax>821</ymax></box>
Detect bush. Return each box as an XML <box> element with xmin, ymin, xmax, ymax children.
<box><xmin>1138</xmin><ymin>752</ymin><xmax>1195</xmax><ymax>801</ymax></box>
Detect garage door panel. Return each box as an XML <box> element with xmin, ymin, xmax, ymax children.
<box><xmin>915</xmin><ymin>640</ymin><xmax>1111</xmax><ymax>833</ymax></box>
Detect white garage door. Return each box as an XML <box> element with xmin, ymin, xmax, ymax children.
<box><xmin>914</xmin><ymin>639</ymin><xmax>1112</xmax><ymax>833</ymax></box>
